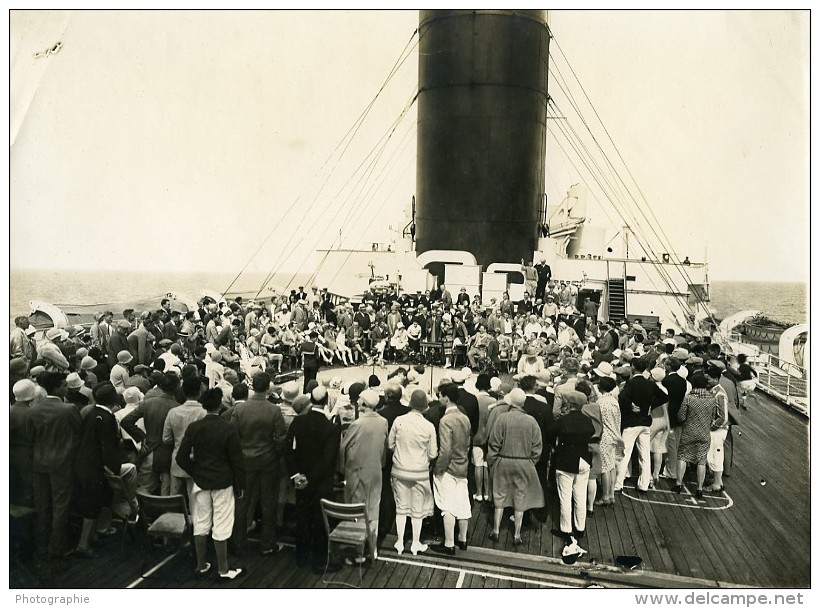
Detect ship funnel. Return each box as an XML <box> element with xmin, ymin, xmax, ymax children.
<box><xmin>415</xmin><ymin>10</ymin><xmax>550</xmax><ymax>271</ymax></box>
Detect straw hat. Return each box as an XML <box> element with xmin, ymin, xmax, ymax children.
<box><xmin>66</xmin><ymin>372</ymin><xmax>84</xmax><ymax>390</ymax></box>
<box><xmin>13</xmin><ymin>379</ymin><xmax>37</xmax><ymax>402</ymax></box>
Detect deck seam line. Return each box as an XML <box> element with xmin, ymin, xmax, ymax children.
<box><xmin>126</xmin><ymin>551</ymin><xmax>180</xmax><ymax>588</ymax></box>
<box><xmin>376</xmin><ymin>555</ymin><xmax>573</xmax><ymax>588</ymax></box>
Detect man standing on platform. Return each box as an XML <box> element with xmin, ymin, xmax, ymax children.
<box><xmin>300</xmin><ymin>331</ymin><xmax>321</xmax><ymax>393</ymax></box>
<box><xmin>535</xmin><ymin>259</ymin><xmax>552</xmax><ymax>302</ymax></box>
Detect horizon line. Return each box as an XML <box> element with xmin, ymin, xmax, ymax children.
<box><xmin>8</xmin><ymin>266</ymin><xmax>808</xmax><ymax>284</ymax></box>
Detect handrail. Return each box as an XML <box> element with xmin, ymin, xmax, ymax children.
<box><xmin>725</xmin><ymin>331</ymin><xmax>808</xmax><ymax>416</ymax></box>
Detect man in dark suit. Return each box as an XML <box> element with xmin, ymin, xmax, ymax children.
<box><xmin>73</xmin><ymin>383</ymin><xmax>137</xmax><ymax>558</ymax></box>
<box><xmin>121</xmin><ymin>372</ymin><xmax>181</xmax><ymax>495</ymax></box>
<box><xmin>163</xmin><ymin>311</ymin><xmax>181</xmax><ymax>341</ymax></box>
<box><xmin>520</xmin><ymin>375</ymin><xmax>554</xmax><ymax>510</ymax></box>
<box><xmin>535</xmin><ymin>259</ymin><xmax>552</xmax><ymax>301</ymax></box>
<box><xmin>285</xmin><ymin>385</ymin><xmax>342</xmax><ymax>573</ymax></box>
<box><xmin>177</xmin><ymin>387</ymin><xmax>246</xmax><ymax>581</ymax></box>
<box><xmin>450</xmin><ymin>369</ymin><xmax>479</xmax><ymax>439</ymax></box>
<box><xmin>29</xmin><ymin>372</ymin><xmax>82</xmax><ymax>559</ymax></box>
<box><xmin>106</xmin><ymin>320</ymin><xmax>131</xmax><ymax>368</ymax></box>
<box><xmin>230</xmin><ymin>372</ymin><xmax>287</xmax><ymax>557</ymax></box>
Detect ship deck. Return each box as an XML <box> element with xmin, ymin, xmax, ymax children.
<box><xmin>10</xmin><ymin>366</ymin><xmax>810</xmax><ymax>590</ymax></box>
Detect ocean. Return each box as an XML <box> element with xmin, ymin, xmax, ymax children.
<box><xmin>709</xmin><ymin>280</ymin><xmax>807</xmax><ymax>326</ymax></box>
<box><xmin>8</xmin><ymin>270</ymin><xmax>807</xmax><ymax>328</ymax></box>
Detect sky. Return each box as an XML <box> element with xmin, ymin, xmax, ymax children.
<box><xmin>7</xmin><ymin>9</ymin><xmax>810</xmax><ymax>283</ymax></box>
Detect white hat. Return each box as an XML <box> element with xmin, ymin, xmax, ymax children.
<box><xmin>123</xmin><ymin>386</ymin><xmax>143</xmax><ymax>404</ymax></box>
<box><xmin>504</xmin><ymin>388</ymin><xmax>527</xmax><ymax>407</ymax></box>
<box><xmin>593</xmin><ymin>361</ymin><xmax>615</xmax><ymax>378</ymax></box>
<box><xmin>66</xmin><ymin>372</ymin><xmax>83</xmax><ymax>389</ymax></box>
<box><xmin>46</xmin><ymin>327</ymin><xmax>68</xmax><ymax>341</ymax></box>
<box><xmin>535</xmin><ymin>371</ymin><xmax>552</xmax><ymax>387</ymax></box>
<box><xmin>490</xmin><ymin>377</ymin><xmax>502</xmax><ymax>392</ymax></box>
<box><xmin>360</xmin><ymin>389</ymin><xmax>380</xmax><ymax>409</ymax></box>
<box><xmin>651</xmin><ymin>367</ymin><xmax>667</xmax><ymax>382</ymax></box>
<box><xmin>311</xmin><ymin>385</ymin><xmax>328</xmax><ymax>403</ymax></box>
<box><xmin>13</xmin><ymin>379</ymin><xmax>37</xmax><ymax>402</ymax></box>
<box><xmin>282</xmin><ymin>381</ymin><xmax>300</xmax><ymax>401</ymax></box>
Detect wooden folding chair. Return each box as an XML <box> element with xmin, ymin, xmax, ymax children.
<box><xmin>103</xmin><ymin>469</ymin><xmax>140</xmax><ymax>554</ymax></box>
<box><xmin>319</xmin><ymin>499</ymin><xmax>370</xmax><ymax>588</ymax></box>
<box><xmin>136</xmin><ymin>492</ymin><xmax>192</xmax><ymax>578</ymax></box>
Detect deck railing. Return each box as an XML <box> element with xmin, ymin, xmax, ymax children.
<box><xmin>727</xmin><ymin>331</ymin><xmax>808</xmax><ymax>416</ymax></box>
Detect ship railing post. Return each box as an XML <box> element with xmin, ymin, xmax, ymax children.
<box><xmin>785</xmin><ymin>361</ymin><xmax>792</xmax><ymax>399</ymax></box>
<box><xmin>766</xmin><ymin>353</ymin><xmax>772</xmax><ymax>390</ymax></box>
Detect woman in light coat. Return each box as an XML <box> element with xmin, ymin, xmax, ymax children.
<box><xmin>340</xmin><ymin>389</ymin><xmax>388</xmax><ymax>559</ymax></box>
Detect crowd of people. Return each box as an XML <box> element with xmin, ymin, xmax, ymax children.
<box><xmin>9</xmin><ymin>279</ymin><xmax>753</xmax><ymax>577</ymax></box>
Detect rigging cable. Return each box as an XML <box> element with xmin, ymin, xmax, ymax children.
<box><xmin>550</xmin><ymin>35</ymin><xmax>718</xmax><ymax>328</ymax></box>
<box><xmin>218</xmin><ymin>28</ymin><xmax>419</xmax><ymax>299</ymax></box>
<box><xmin>547</xmin><ymin>50</ymin><xmax>709</xmax><ymax>326</ymax></box>
<box><xmin>302</xmin><ymin>121</ymin><xmax>416</xmax><ymax>290</ymax></box>
<box><xmin>279</xmin><ymin>90</ymin><xmax>418</xmax><ymax>293</ymax></box>
<box><xmin>252</xmin><ymin>38</ymin><xmax>419</xmax><ymax>298</ymax></box>
<box><xmin>548</xmin><ymin>99</ymin><xmax>693</xmax><ymax>325</ymax></box>
<box><xmin>547</xmin><ymin>106</ymin><xmax>688</xmax><ymax>326</ymax></box>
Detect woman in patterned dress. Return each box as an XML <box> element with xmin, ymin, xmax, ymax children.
<box><xmin>675</xmin><ymin>373</ymin><xmax>717</xmax><ymax>499</ymax></box>
<box><xmin>595</xmin><ymin>376</ymin><xmax>621</xmax><ymax>506</ymax></box>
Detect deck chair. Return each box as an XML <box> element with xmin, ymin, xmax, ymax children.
<box><xmin>136</xmin><ymin>492</ymin><xmax>192</xmax><ymax>578</ymax></box>
<box><xmin>319</xmin><ymin>499</ymin><xmax>370</xmax><ymax>588</ymax></box>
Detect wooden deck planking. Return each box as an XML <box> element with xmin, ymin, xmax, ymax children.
<box><xmin>11</xmin><ymin>380</ymin><xmax>809</xmax><ymax>589</ymax></box>
<box><xmin>396</xmin><ymin>561</ymin><xmax>425</xmax><ymax>588</ymax></box>
<box><xmin>631</xmin><ymin>491</ymin><xmax>678</xmax><ymax>575</ymax></box>
<box><xmin>619</xmin><ymin>492</ymin><xmax>670</xmax><ymax>577</ymax></box>
<box><xmin>371</xmin><ymin>555</ymin><xmax>401</xmax><ymax>588</ymax></box>
<box><xmin>716</xmin><ymin>475</ymin><xmax>805</xmax><ymax>587</ymax></box>
<box><xmin>422</xmin><ymin>563</ymin><xmax>450</xmax><ymax>589</ymax></box>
